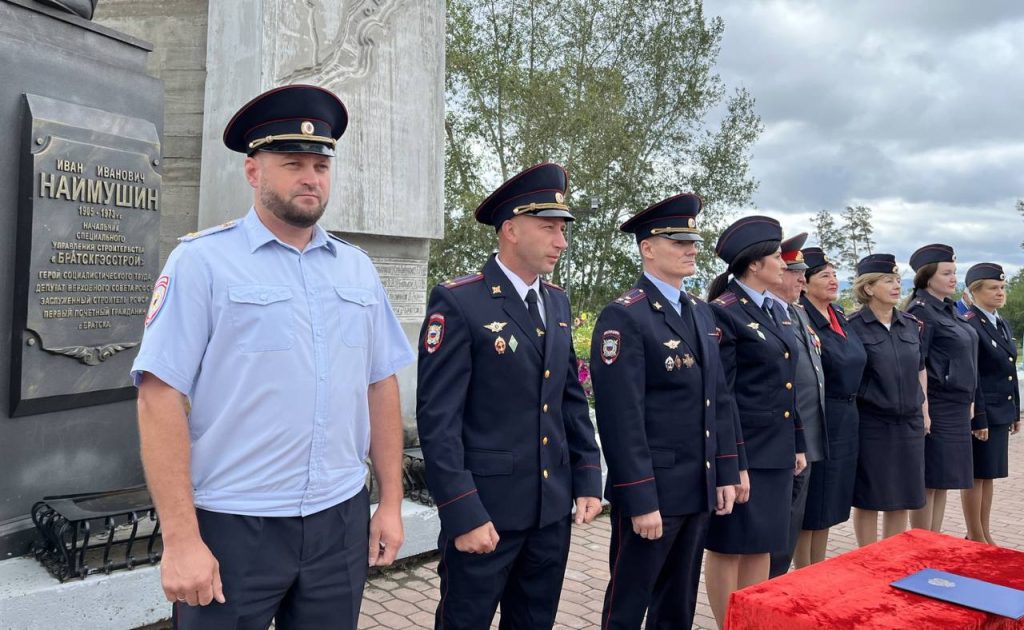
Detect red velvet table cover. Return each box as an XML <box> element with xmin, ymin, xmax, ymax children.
<box><xmin>726</xmin><ymin>529</ymin><xmax>1024</xmax><ymax>629</ymax></box>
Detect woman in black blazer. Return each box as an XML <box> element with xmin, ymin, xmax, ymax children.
<box><xmin>961</xmin><ymin>263</ymin><xmax>1020</xmax><ymax>544</ymax></box>
<box><xmin>704</xmin><ymin>216</ymin><xmax>806</xmax><ymax>627</ymax></box>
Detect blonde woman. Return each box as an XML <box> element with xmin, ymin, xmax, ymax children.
<box><xmin>961</xmin><ymin>263</ymin><xmax>1020</xmax><ymax>544</ymax></box>
<box><xmin>846</xmin><ymin>254</ymin><xmax>927</xmax><ymax>544</ymax></box>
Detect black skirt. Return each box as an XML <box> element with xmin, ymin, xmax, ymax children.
<box><xmin>972</xmin><ymin>423</ymin><xmax>1011</xmax><ymax>479</ymax></box>
<box><xmin>803</xmin><ymin>398</ymin><xmax>859</xmax><ymax>530</ymax></box>
<box><xmin>853</xmin><ymin>409</ymin><xmax>926</xmax><ymax>511</ymax></box>
<box><xmin>924</xmin><ymin>400</ymin><xmax>974</xmax><ymax>489</ymax></box>
<box><xmin>705</xmin><ymin>468</ymin><xmax>792</xmax><ymax>554</ymax></box>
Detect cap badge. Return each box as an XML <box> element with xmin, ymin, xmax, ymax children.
<box><xmin>483</xmin><ymin>321</ymin><xmax>508</xmax><ymax>333</ymax></box>
<box><xmin>688</xmin><ymin>218</ymin><xmax>696</xmax><ymax>228</ymax></box>
<box><xmin>300</xmin><ymin>121</ymin><xmax>315</xmax><ymax>135</ymax></box>
<box><xmin>554</xmin><ymin>192</ymin><xmax>565</xmax><ymax>203</ymax></box>
<box><xmin>951</xmin><ymin>254</ymin><xmax>957</xmax><ymax>262</ymax></box>
<box><xmin>601</xmin><ymin>330</ymin><xmax>621</xmax><ymax>365</ymax></box>
<box><xmin>893</xmin><ymin>265</ymin><xmax>900</xmax><ymax>273</ymax></box>
<box><xmin>1000</xmin><ymin>273</ymin><xmax>1006</xmax><ymax>280</ymax></box>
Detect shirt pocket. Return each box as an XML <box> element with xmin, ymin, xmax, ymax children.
<box><xmin>227</xmin><ymin>285</ymin><xmax>295</xmax><ymax>352</ymax></box>
<box><xmin>334</xmin><ymin>287</ymin><xmax>378</xmax><ymax>348</ymax></box>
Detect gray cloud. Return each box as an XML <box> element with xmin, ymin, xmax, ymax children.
<box><xmin>710</xmin><ymin>0</ymin><xmax>1024</xmax><ymax>272</ymax></box>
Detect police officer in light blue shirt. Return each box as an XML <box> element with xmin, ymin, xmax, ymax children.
<box><xmin>131</xmin><ymin>85</ymin><xmax>415</xmax><ymax>630</ymax></box>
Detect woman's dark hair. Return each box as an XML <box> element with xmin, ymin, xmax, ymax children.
<box><xmin>707</xmin><ymin>240</ymin><xmax>781</xmax><ymax>301</ymax></box>
<box><xmin>899</xmin><ymin>262</ymin><xmax>938</xmax><ymax>310</ymax></box>
<box><xmin>804</xmin><ymin>263</ymin><xmax>831</xmax><ymax>282</ymax></box>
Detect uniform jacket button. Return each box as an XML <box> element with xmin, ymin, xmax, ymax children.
<box><xmin>542</xmin><ymin>436</ymin><xmax>549</xmax><ymax>445</ymax></box>
<box><xmin>542</xmin><ymin>403</ymin><xmax>549</xmax><ymax>413</ymax></box>
<box><xmin>784</xmin><ymin>352</ymin><xmax>790</xmax><ymax>359</ymax></box>
<box><xmin>544</xmin><ymin>369</ymin><xmax>551</xmax><ymax>378</ymax></box>
<box><xmin>705</xmin><ymin>461</ymin><xmax>711</xmax><ymax>469</ymax></box>
<box><xmin>784</xmin><ymin>411</ymin><xmax>791</xmax><ymax>418</ymax></box>
<box><xmin>785</xmin><ymin>382</ymin><xmax>793</xmax><ymax>390</ymax></box>
<box><xmin>705</xmin><ymin>430</ymin><xmax>710</xmax><ymax>438</ymax></box>
<box><xmin>706</xmin><ymin>399</ymin><xmax>711</xmax><ymax>407</ymax></box>
<box><xmin>543</xmin><ymin>469</ymin><xmax>549</xmax><ymax>479</ymax></box>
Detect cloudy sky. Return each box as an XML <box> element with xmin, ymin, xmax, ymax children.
<box><xmin>709</xmin><ymin>0</ymin><xmax>1024</xmax><ymax>275</ymax></box>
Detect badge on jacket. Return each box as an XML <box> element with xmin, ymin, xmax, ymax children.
<box><xmin>424</xmin><ymin>314</ymin><xmax>445</xmax><ymax>353</ymax></box>
<box><xmin>601</xmin><ymin>330</ymin><xmax>621</xmax><ymax>365</ymax></box>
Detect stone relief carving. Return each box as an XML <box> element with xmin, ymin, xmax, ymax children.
<box><xmin>275</xmin><ymin>0</ymin><xmax>411</xmax><ymax>90</ymax></box>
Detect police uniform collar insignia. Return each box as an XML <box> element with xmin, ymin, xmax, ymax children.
<box><xmin>484</xmin><ymin>321</ymin><xmax>508</xmax><ymax>333</ymax></box>
<box><xmin>491</xmin><ymin>285</ymin><xmax>502</xmax><ymax>295</ymax></box>
<box><xmin>652</xmin><ymin>301</ymin><xmax>663</xmax><ymax>310</ymax></box>
<box><xmin>664</xmin><ymin>339</ymin><xmax>681</xmax><ymax>349</ymax></box>
<box><xmin>740</xmin><ymin>297</ymin><xmax>749</xmax><ymax>304</ymax></box>
<box><xmin>536</xmin><ymin>328</ymin><xmax>545</xmax><ymax>337</ymax></box>
<box><xmin>682</xmin><ymin>354</ymin><xmax>695</xmax><ymax>368</ymax></box>
<box><xmin>601</xmin><ymin>330</ymin><xmax>621</xmax><ymax>364</ymax></box>
<box><xmin>558</xmin><ymin>321</ymin><xmax>568</xmax><ymax>327</ymax></box>
<box><xmin>494</xmin><ymin>336</ymin><xmax>507</xmax><ymax>354</ymax></box>
<box><xmin>424</xmin><ymin>313</ymin><xmax>445</xmax><ymax>354</ymax></box>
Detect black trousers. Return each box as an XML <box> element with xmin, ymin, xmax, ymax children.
<box><xmin>435</xmin><ymin>516</ymin><xmax>572</xmax><ymax>630</ymax></box>
<box><xmin>173</xmin><ymin>488</ymin><xmax>369</xmax><ymax>630</ymax></box>
<box><xmin>769</xmin><ymin>463</ymin><xmax>811</xmax><ymax>578</ymax></box>
<box><xmin>602</xmin><ymin>508</ymin><xmax>710</xmax><ymax>629</ymax></box>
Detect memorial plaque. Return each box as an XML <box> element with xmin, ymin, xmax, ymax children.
<box><xmin>11</xmin><ymin>93</ymin><xmax>161</xmax><ymax>416</ymax></box>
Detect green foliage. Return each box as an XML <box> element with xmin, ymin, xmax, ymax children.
<box><xmin>1002</xmin><ymin>268</ymin><xmax>1024</xmax><ymax>342</ymax></box>
<box><xmin>808</xmin><ymin>206</ymin><xmax>877</xmax><ymax>285</ymax></box>
<box><xmin>434</xmin><ymin>0</ymin><xmax>763</xmax><ymax>309</ymax></box>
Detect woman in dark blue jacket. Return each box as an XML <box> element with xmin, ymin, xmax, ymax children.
<box><xmin>704</xmin><ymin>216</ymin><xmax>806</xmax><ymax>627</ymax></box>
<box><xmin>961</xmin><ymin>263</ymin><xmax>1020</xmax><ymax>544</ymax></box>
<box><xmin>903</xmin><ymin>244</ymin><xmax>983</xmax><ymax>535</ymax></box>
<box><xmin>795</xmin><ymin>248</ymin><xmax>866</xmax><ymax>565</ymax></box>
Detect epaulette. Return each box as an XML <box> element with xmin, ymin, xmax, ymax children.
<box><xmin>792</xmin><ymin>302</ymin><xmax>805</xmax><ymax>310</ymax></box>
<box><xmin>542</xmin><ymin>279</ymin><xmax>564</xmax><ymax>292</ymax></box>
<box><xmin>178</xmin><ymin>220</ymin><xmax>239</xmax><ymax>242</ymax></box>
<box><xmin>899</xmin><ymin>311</ymin><xmax>920</xmax><ymax>322</ymax></box>
<box><xmin>442</xmin><ymin>272</ymin><xmax>484</xmax><ymax>289</ymax></box>
<box><xmin>614</xmin><ymin>288</ymin><xmax>646</xmax><ymax>307</ymax></box>
<box><xmin>963</xmin><ymin>310</ymin><xmax>976</xmax><ymax>320</ymax></box>
<box><xmin>327</xmin><ymin>233</ymin><xmax>367</xmax><ymax>253</ymax></box>
<box><xmin>712</xmin><ymin>291</ymin><xmax>739</xmax><ymax>308</ymax></box>
<box><xmin>686</xmin><ymin>291</ymin><xmax>705</xmax><ymax>305</ymax></box>
<box><xmin>832</xmin><ymin>303</ymin><xmax>845</xmax><ymax>314</ymax></box>
<box><xmin>909</xmin><ymin>299</ymin><xmax>926</xmax><ymax>309</ymax></box>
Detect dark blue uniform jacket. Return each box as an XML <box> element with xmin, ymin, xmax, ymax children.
<box><xmin>416</xmin><ymin>255</ymin><xmax>602</xmax><ymax>537</ymax></box>
<box><xmin>589</xmin><ymin>276</ymin><xmax>741</xmax><ymax>518</ymax></box>
<box><xmin>964</xmin><ymin>306</ymin><xmax>1020</xmax><ymax>427</ymax></box>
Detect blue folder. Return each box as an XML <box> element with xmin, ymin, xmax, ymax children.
<box><xmin>891</xmin><ymin>568</ymin><xmax>1024</xmax><ymax>620</ymax></box>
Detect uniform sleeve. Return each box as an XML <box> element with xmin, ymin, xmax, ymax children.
<box><xmin>415</xmin><ymin>286</ymin><xmax>490</xmax><ymax>537</ymax></box>
<box><xmin>971</xmin><ymin>338</ymin><xmax>988</xmax><ymax>431</ymax></box>
<box><xmin>712</xmin><ymin>305</ymin><xmax>748</xmax><ymax>471</ymax></box>
<box><xmin>561</xmin><ymin>325</ymin><xmax>603</xmax><ymax>500</ymax></box>
<box><xmin>130</xmin><ymin>244</ymin><xmax>212</xmax><ymax>395</ymax></box>
<box><xmin>367</xmin><ymin>277</ymin><xmax>415</xmax><ymax>384</ymax></box>
<box><xmin>590</xmin><ymin>307</ymin><xmax>657</xmax><ymax>517</ymax></box>
<box><xmin>713</xmin><ymin>359</ymin><xmax>741</xmax><ymax>486</ymax></box>
<box><xmin>908</xmin><ymin>304</ymin><xmax>932</xmax><ymax>365</ymax></box>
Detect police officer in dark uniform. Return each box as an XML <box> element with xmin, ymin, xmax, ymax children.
<box><xmin>703</xmin><ymin>216</ymin><xmax>806</xmax><ymax>626</ymax></box>
<box><xmin>415</xmin><ymin>163</ymin><xmax>603</xmax><ymax>630</ymax></box>
<box><xmin>847</xmin><ymin>254</ymin><xmax>926</xmax><ymax>544</ymax></box>
<box><xmin>961</xmin><ymin>263</ymin><xmax>1021</xmax><ymax>544</ymax></box>
<box><xmin>589</xmin><ymin>194</ymin><xmax>740</xmax><ymax>629</ymax></box>
<box><xmin>768</xmin><ymin>234</ymin><xmax>826</xmax><ymax>577</ymax></box>
<box><xmin>795</xmin><ymin>246</ymin><xmax>866</xmax><ymax>566</ymax></box>
<box><xmin>904</xmin><ymin>244</ymin><xmax>984</xmax><ymax>534</ymax></box>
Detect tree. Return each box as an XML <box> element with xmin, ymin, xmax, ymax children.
<box><xmin>810</xmin><ymin>209</ymin><xmax>845</xmax><ymax>269</ymax></box>
<box><xmin>838</xmin><ymin>205</ymin><xmax>875</xmax><ymax>283</ymax></box>
<box><xmin>1002</xmin><ymin>268</ymin><xmax>1024</xmax><ymax>348</ymax></box>
<box><xmin>1017</xmin><ymin>199</ymin><xmax>1023</xmax><ymax>251</ymax></box>
<box><xmin>433</xmin><ymin>0</ymin><xmax>764</xmax><ymax>311</ymax></box>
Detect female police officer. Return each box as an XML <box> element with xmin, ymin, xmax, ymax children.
<box><xmin>903</xmin><ymin>244</ymin><xmax>984</xmax><ymax>535</ymax></box>
<box><xmin>795</xmin><ymin>248</ymin><xmax>866</xmax><ymax>565</ymax></box>
<box><xmin>704</xmin><ymin>216</ymin><xmax>806</xmax><ymax>627</ymax></box>
<box><xmin>847</xmin><ymin>254</ymin><xmax>927</xmax><ymax>545</ymax></box>
<box><xmin>961</xmin><ymin>263</ymin><xmax>1020</xmax><ymax>544</ymax></box>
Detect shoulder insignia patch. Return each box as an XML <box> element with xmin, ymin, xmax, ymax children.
<box><xmin>614</xmin><ymin>288</ymin><xmax>646</xmax><ymax>307</ymax></box>
<box><xmin>600</xmin><ymin>330</ymin><xmax>621</xmax><ymax>364</ymax></box>
<box><xmin>712</xmin><ymin>291</ymin><xmax>739</xmax><ymax>308</ymax></box>
<box><xmin>443</xmin><ymin>272</ymin><xmax>484</xmax><ymax>289</ymax></box>
<box><xmin>424</xmin><ymin>313</ymin><xmax>445</xmax><ymax>353</ymax></box>
<box><xmin>327</xmin><ymin>233</ymin><xmax>367</xmax><ymax>253</ymax></box>
<box><xmin>178</xmin><ymin>220</ymin><xmax>239</xmax><ymax>242</ymax></box>
<box><xmin>686</xmin><ymin>291</ymin><xmax>704</xmax><ymax>305</ymax></box>
<box><xmin>963</xmin><ymin>310</ymin><xmax>976</xmax><ymax>320</ymax></box>
<box><xmin>542</xmin><ymin>279</ymin><xmax>564</xmax><ymax>292</ymax></box>
<box><xmin>145</xmin><ymin>275</ymin><xmax>171</xmax><ymax>327</ymax></box>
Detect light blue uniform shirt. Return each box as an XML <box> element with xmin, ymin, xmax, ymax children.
<box><xmin>131</xmin><ymin>208</ymin><xmax>415</xmax><ymax>517</ymax></box>
<box><xmin>735</xmin><ymin>278</ymin><xmax>771</xmax><ymax>310</ymax></box>
<box><xmin>643</xmin><ymin>272</ymin><xmax>683</xmax><ymax>316</ymax></box>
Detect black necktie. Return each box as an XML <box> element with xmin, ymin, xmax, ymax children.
<box><xmin>762</xmin><ymin>297</ymin><xmax>778</xmax><ymax>326</ymax></box>
<box><xmin>997</xmin><ymin>318</ymin><xmax>1010</xmax><ymax>341</ymax></box>
<box><xmin>526</xmin><ymin>289</ymin><xmax>545</xmax><ymax>335</ymax></box>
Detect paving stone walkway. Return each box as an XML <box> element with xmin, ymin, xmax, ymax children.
<box><xmin>360</xmin><ymin>434</ymin><xmax>1024</xmax><ymax>629</ymax></box>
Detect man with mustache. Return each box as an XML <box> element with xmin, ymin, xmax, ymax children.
<box><xmin>131</xmin><ymin>85</ymin><xmax>415</xmax><ymax>629</ymax></box>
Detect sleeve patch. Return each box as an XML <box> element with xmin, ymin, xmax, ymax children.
<box><xmin>144</xmin><ymin>275</ymin><xmax>171</xmax><ymax>327</ymax></box>
<box><xmin>424</xmin><ymin>313</ymin><xmax>445</xmax><ymax>353</ymax></box>
<box><xmin>600</xmin><ymin>330</ymin><xmax>621</xmax><ymax>364</ymax></box>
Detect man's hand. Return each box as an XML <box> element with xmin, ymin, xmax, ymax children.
<box><xmin>632</xmin><ymin>510</ymin><xmax>663</xmax><ymax>540</ymax></box>
<box><xmin>715</xmin><ymin>485</ymin><xmax>737</xmax><ymax>515</ymax></box>
<box><xmin>735</xmin><ymin>470</ymin><xmax>751</xmax><ymax>504</ymax></box>
<box><xmin>368</xmin><ymin>503</ymin><xmax>404</xmax><ymax>567</ymax></box>
<box><xmin>924</xmin><ymin>414</ymin><xmax>931</xmax><ymax>435</ymax></box>
<box><xmin>794</xmin><ymin>452</ymin><xmax>807</xmax><ymax>476</ymax></box>
<box><xmin>454</xmin><ymin>521</ymin><xmax>500</xmax><ymax>554</ymax></box>
<box><xmin>972</xmin><ymin>428</ymin><xmax>990</xmax><ymax>442</ymax></box>
<box><xmin>574</xmin><ymin>496</ymin><xmax>602</xmax><ymax>524</ymax></box>
<box><xmin>1012</xmin><ymin>421</ymin><xmax>1020</xmax><ymax>435</ymax></box>
<box><xmin>161</xmin><ymin>536</ymin><xmax>225</xmax><ymax>606</ymax></box>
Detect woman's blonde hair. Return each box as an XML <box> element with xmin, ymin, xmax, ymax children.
<box><xmin>853</xmin><ymin>272</ymin><xmax>893</xmax><ymax>305</ymax></box>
